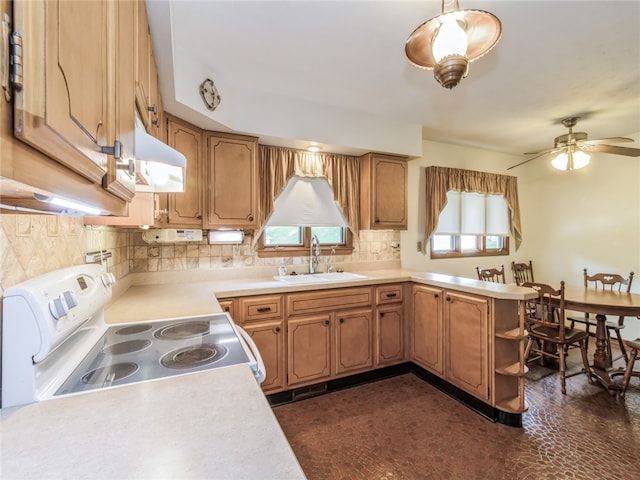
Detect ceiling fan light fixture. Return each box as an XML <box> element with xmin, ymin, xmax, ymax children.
<box><xmin>405</xmin><ymin>0</ymin><xmax>502</xmax><ymax>89</ymax></box>
<box><xmin>551</xmin><ymin>148</ymin><xmax>590</xmax><ymax>171</ymax></box>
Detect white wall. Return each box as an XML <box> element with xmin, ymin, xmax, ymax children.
<box><xmin>401</xmin><ymin>134</ymin><xmax>640</xmax><ymax>339</ymax></box>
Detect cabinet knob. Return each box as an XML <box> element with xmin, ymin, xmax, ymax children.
<box><xmin>434</xmin><ymin>294</ymin><xmax>439</xmax><ymax>298</ymax></box>
<box><xmin>274</xmin><ymin>327</ymin><xmax>281</xmax><ymax>333</ymax></box>
<box><xmin>223</xmin><ymin>306</ymin><xmax>230</xmax><ymax>312</ymax></box>
<box><xmin>248</xmin><ymin>215</ymin><xmax>254</xmax><ymax>221</ymax></box>
<box><xmin>380</xmin><ymin>312</ymin><xmax>385</xmax><ymax>317</ymax></box>
<box><xmin>196</xmin><ymin>214</ymin><xmax>202</xmax><ymax>219</ymax></box>
<box><xmin>324</xmin><ymin>320</ymin><xmax>330</xmax><ymax>325</ymax></box>
<box><xmin>446</xmin><ymin>297</ymin><xmax>452</xmax><ymax>302</ymax></box>
<box><xmin>339</xmin><ymin>318</ymin><xmax>344</xmax><ymax>324</ymax></box>
<box><xmin>375</xmin><ymin>217</ymin><xmax>380</xmax><ymax>224</ymax></box>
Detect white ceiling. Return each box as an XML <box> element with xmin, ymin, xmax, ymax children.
<box><xmin>147</xmin><ymin>0</ymin><xmax>640</xmax><ymax>159</ymax></box>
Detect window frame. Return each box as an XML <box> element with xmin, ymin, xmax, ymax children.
<box><xmin>430</xmin><ymin>234</ymin><xmax>509</xmax><ymax>259</ymax></box>
<box><xmin>257</xmin><ymin>226</ymin><xmax>353</xmax><ymax>258</ymax></box>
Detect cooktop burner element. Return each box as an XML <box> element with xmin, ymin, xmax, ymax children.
<box><xmin>102</xmin><ymin>339</ymin><xmax>152</xmax><ymax>356</ymax></box>
<box><xmin>161</xmin><ymin>344</ymin><xmax>229</xmax><ymax>369</ymax></box>
<box><xmin>154</xmin><ymin>320</ymin><xmax>210</xmax><ymax>339</ymax></box>
<box><xmin>82</xmin><ymin>363</ymin><xmax>139</xmax><ymax>385</ymax></box>
<box><xmin>115</xmin><ymin>324</ymin><xmax>153</xmax><ymax>336</ymax></box>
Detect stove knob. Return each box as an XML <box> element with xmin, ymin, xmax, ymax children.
<box><xmin>101</xmin><ymin>272</ymin><xmax>116</xmax><ymax>287</ymax></box>
<box><xmin>62</xmin><ymin>290</ymin><xmax>78</xmax><ymax>310</ymax></box>
<box><xmin>49</xmin><ymin>296</ymin><xmax>69</xmax><ymax>320</ymax></box>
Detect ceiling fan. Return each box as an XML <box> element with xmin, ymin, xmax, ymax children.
<box><xmin>508</xmin><ymin>117</ymin><xmax>640</xmax><ymax>170</ymax></box>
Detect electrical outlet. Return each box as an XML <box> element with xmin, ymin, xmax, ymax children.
<box><xmin>417</xmin><ymin>241</ymin><xmax>422</xmax><ymax>252</ymax></box>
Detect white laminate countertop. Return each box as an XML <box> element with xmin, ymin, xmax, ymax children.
<box><xmin>104</xmin><ymin>268</ymin><xmax>537</xmax><ymax>324</ymax></box>
<box><xmin>0</xmin><ymin>365</ymin><xmax>306</xmax><ymax>480</ymax></box>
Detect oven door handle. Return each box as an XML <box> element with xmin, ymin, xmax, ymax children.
<box><xmin>233</xmin><ymin>324</ymin><xmax>266</xmax><ymax>385</ymax></box>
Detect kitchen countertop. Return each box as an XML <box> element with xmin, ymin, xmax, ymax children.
<box><xmin>0</xmin><ymin>364</ymin><xmax>306</xmax><ymax>480</ymax></box>
<box><xmin>1</xmin><ymin>267</ymin><xmax>535</xmax><ymax>480</ymax></box>
<box><xmin>104</xmin><ymin>268</ymin><xmax>537</xmax><ymax>324</ymax></box>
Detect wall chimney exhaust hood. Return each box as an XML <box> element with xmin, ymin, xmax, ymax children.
<box><xmin>134</xmin><ymin>114</ymin><xmax>186</xmax><ymax>193</ymax></box>
<box><xmin>266</xmin><ymin>176</ymin><xmax>347</xmax><ymax>227</ymax></box>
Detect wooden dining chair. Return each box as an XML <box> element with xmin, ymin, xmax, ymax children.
<box><xmin>567</xmin><ymin>269</ymin><xmax>634</xmax><ymax>363</ymax></box>
<box><xmin>620</xmin><ymin>337</ymin><xmax>640</xmax><ymax>398</ymax></box>
<box><xmin>512</xmin><ymin>260</ymin><xmax>534</xmax><ymax>286</ymax></box>
<box><xmin>476</xmin><ymin>265</ymin><xmax>506</xmax><ymax>283</ymax></box>
<box><xmin>523</xmin><ymin>281</ymin><xmax>593</xmax><ymax>395</ymax></box>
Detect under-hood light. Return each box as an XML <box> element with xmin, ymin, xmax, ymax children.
<box><xmin>33</xmin><ymin>194</ymin><xmax>103</xmax><ymax>216</ymax></box>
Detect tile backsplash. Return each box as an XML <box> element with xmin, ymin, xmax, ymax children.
<box><xmin>1</xmin><ymin>214</ymin><xmax>400</xmax><ymax>294</ymax></box>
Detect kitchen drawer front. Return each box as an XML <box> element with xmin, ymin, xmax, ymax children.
<box><xmin>375</xmin><ymin>284</ymin><xmax>404</xmax><ymax>305</ymax></box>
<box><xmin>239</xmin><ymin>295</ymin><xmax>284</xmax><ymax>323</ymax></box>
<box><xmin>217</xmin><ymin>298</ymin><xmax>237</xmax><ymax>320</ymax></box>
<box><xmin>287</xmin><ymin>287</ymin><xmax>372</xmax><ymax>316</ymax></box>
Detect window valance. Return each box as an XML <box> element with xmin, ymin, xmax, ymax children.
<box><xmin>255</xmin><ymin>145</ymin><xmax>360</xmax><ymax>243</ymax></box>
<box><xmin>425</xmin><ymin>166</ymin><xmax>522</xmax><ymax>250</ymax></box>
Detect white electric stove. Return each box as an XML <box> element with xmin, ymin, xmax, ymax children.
<box><xmin>1</xmin><ymin>264</ymin><xmax>264</xmax><ymax>408</ymax></box>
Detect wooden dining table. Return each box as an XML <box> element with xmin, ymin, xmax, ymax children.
<box><xmin>562</xmin><ymin>286</ymin><xmax>640</xmax><ymax>393</ymax></box>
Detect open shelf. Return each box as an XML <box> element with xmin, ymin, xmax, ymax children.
<box><xmin>496</xmin><ymin>362</ymin><xmax>528</xmax><ymax>376</ymax></box>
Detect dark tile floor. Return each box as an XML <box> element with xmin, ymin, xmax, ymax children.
<box><xmin>273</xmin><ymin>347</ymin><xmax>640</xmax><ymax>480</ymax></box>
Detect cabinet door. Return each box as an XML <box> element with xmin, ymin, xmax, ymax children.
<box><xmin>359</xmin><ymin>154</ymin><xmax>407</xmax><ymax>230</ymax></box>
<box><xmin>444</xmin><ymin>291</ymin><xmax>490</xmax><ymax>401</ymax></box>
<box><xmin>287</xmin><ymin>314</ymin><xmax>332</xmax><ymax>387</ymax></box>
<box><xmin>335</xmin><ymin>308</ymin><xmax>374</xmax><ymax>376</ymax></box>
<box><xmin>103</xmin><ymin>0</ymin><xmax>136</xmax><ymax>201</ymax></box>
<box><xmin>163</xmin><ymin>115</ymin><xmax>203</xmax><ymax>226</ymax></box>
<box><xmin>13</xmin><ymin>0</ymin><xmax>114</xmax><ymax>190</ymax></box>
<box><xmin>205</xmin><ymin>133</ymin><xmax>258</xmax><ymax>228</ymax></box>
<box><xmin>134</xmin><ymin>0</ymin><xmax>151</xmax><ymax>127</ymax></box>
<box><xmin>411</xmin><ymin>285</ymin><xmax>443</xmax><ymax>374</ymax></box>
<box><xmin>376</xmin><ymin>304</ymin><xmax>405</xmax><ymax>367</ymax></box>
<box><xmin>244</xmin><ymin>320</ymin><xmax>286</xmax><ymax>394</ymax></box>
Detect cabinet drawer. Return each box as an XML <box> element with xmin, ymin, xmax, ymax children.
<box><xmin>217</xmin><ymin>299</ymin><xmax>237</xmax><ymax>320</ymax></box>
<box><xmin>239</xmin><ymin>295</ymin><xmax>284</xmax><ymax>323</ymax></box>
<box><xmin>287</xmin><ymin>287</ymin><xmax>372</xmax><ymax>316</ymax></box>
<box><xmin>376</xmin><ymin>284</ymin><xmax>403</xmax><ymax>305</ymax></box>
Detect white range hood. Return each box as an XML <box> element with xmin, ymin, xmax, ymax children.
<box><xmin>134</xmin><ymin>115</ymin><xmax>186</xmax><ymax>193</ymax></box>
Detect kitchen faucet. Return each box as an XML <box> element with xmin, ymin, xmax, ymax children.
<box><xmin>310</xmin><ymin>235</ymin><xmax>320</xmax><ymax>274</ymax></box>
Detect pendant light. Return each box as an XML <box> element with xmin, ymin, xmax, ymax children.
<box><xmin>405</xmin><ymin>0</ymin><xmax>502</xmax><ymax>89</ymax></box>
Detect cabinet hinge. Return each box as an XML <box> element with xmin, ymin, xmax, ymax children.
<box><xmin>2</xmin><ymin>13</ymin><xmax>23</xmax><ymax>101</ymax></box>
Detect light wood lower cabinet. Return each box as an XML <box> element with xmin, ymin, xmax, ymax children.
<box><xmin>244</xmin><ymin>320</ymin><xmax>286</xmax><ymax>395</ymax></box>
<box><xmin>411</xmin><ymin>284</ymin><xmax>527</xmax><ymax>415</ymax></box>
<box><xmin>443</xmin><ymin>291</ymin><xmax>489</xmax><ymax>402</ymax></box>
<box><xmin>411</xmin><ymin>285</ymin><xmax>444</xmax><ymax>375</ymax></box>
<box><xmin>375</xmin><ymin>283</ymin><xmax>407</xmax><ymax>367</ymax></box>
<box><xmin>287</xmin><ymin>314</ymin><xmax>332</xmax><ymax>387</ymax></box>
<box><xmin>334</xmin><ymin>308</ymin><xmax>374</xmax><ymax>376</ymax></box>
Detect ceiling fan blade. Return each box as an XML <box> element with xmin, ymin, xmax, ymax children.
<box><xmin>508</xmin><ymin>150</ymin><xmax>559</xmax><ymax>170</ymax></box>
<box><xmin>581</xmin><ymin>137</ymin><xmax>634</xmax><ymax>146</ymax></box>
<box><xmin>522</xmin><ymin>147</ymin><xmax>558</xmax><ymax>156</ymax></box>
<box><xmin>585</xmin><ymin>144</ymin><xmax>640</xmax><ymax>157</ymax></box>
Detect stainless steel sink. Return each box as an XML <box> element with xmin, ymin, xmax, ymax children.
<box><xmin>274</xmin><ymin>272</ymin><xmax>368</xmax><ymax>285</ymax></box>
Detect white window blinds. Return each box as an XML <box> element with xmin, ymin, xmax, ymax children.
<box><xmin>435</xmin><ymin>191</ymin><xmax>510</xmax><ymax>235</ymax></box>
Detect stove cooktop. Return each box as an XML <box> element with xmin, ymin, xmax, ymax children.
<box><xmin>55</xmin><ymin>313</ymin><xmax>252</xmax><ymax>397</ymax></box>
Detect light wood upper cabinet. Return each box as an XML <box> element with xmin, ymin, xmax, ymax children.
<box><xmin>12</xmin><ymin>0</ymin><xmax>135</xmax><ymax>202</ymax></box>
<box><xmin>359</xmin><ymin>153</ymin><xmax>408</xmax><ymax>230</ymax></box>
<box><xmin>163</xmin><ymin>114</ymin><xmax>204</xmax><ymax>227</ymax></box>
<box><xmin>443</xmin><ymin>291</ymin><xmax>490</xmax><ymax>401</ymax></box>
<box><xmin>205</xmin><ymin>132</ymin><xmax>259</xmax><ymax>229</ymax></box>
<box><xmin>134</xmin><ymin>0</ymin><xmax>162</xmax><ymax>138</ymax></box>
